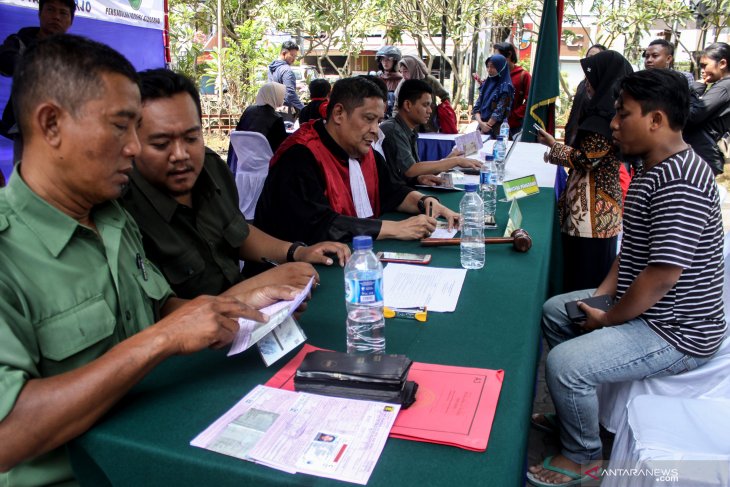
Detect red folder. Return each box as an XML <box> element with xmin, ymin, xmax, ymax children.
<box><xmin>265</xmin><ymin>344</ymin><xmax>504</xmax><ymax>452</ymax></box>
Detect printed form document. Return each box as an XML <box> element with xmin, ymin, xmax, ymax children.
<box><xmin>383</xmin><ymin>263</ymin><xmax>467</xmax><ymax>312</ymax></box>
<box><xmin>191</xmin><ymin>385</ymin><xmax>399</xmax><ymax>484</ymax></box>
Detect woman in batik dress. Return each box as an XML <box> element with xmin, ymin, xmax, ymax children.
<box><xmin>536</xmin><ymin>50</ymin><xmax>633</xmax><ymax>291</ymax></box>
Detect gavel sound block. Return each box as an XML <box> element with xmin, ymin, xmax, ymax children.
<box><xmin>420</xmin><ymin>228</ymin><xmax>532</xmax><ymax>253</ymax></box>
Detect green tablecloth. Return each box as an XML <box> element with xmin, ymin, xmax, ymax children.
<box><xmin>69</xmin><ymin>189</ymin><xmax>558</xmax><ymax>487</ymax></box>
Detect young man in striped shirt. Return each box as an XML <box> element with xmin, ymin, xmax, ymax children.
<box><xmin>528</xmin><ymin>68</ymin><xmax>726</xmax><ymax>486</ymax></box>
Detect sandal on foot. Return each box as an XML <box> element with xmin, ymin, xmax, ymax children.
<box><xmin>526</xmin><ymin>456</ymin><xmax>595</xmax><ymax>487</ymax></box>
<box><xmin>530</xmin><ymin>412</ymin><xmax>559</xmax><ymax>435</ymax></box>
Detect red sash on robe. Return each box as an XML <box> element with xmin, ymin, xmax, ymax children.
<box><xmin>270</xmin><ymin>121</ymin><xmax>380</xmax><ymax>217</ymax></box>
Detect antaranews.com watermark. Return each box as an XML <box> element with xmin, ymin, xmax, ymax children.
<box><xmin>584</xmin><ymin>460</ymin><xmax>729</xmax><ymax>485</ymax></box>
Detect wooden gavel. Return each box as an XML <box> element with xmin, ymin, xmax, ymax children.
<box><xmin>421</xmin><ymin>229</ymin><xmax>532</xmax><ymax>253</ymax></box>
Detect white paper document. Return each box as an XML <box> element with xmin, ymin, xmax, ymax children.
<box><xmin>383</xmin><ymin>263</ymin><xmax>467</xmax><ymax>312</ymax></box>
<box><xmin>454</xmin><ymin>130</ymin><xmax>483</xmax><ymax>156</ymax></box>
<box><xmin>191</xmin><ymin>385</ymin><xmax>400</xmax><ymax>485</ymax></box>
<box><xmin>228</xmin><ymin>276</ymin><xmax>314</xmax><ymax>356</ymax></box>
<box><xmin>429</xmin><ymin>227</ymin><xmax>458</xmax><ymax>239</ymax></box>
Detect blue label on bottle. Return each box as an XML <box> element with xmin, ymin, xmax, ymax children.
<box><xmin>480</xmin><ymin>171</ymin><xmax>496</xmax><ymax>185</ymax></box>
<box><xmin>345</xmin><ymin>278</ymin><xmax>383</xmax><ymax>304</ymax></box>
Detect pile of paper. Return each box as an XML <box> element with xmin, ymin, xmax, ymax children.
<box><xmin>191</xmin><ymin>385</ymin><xmax>400</xmax><ymax>485</ymax></box>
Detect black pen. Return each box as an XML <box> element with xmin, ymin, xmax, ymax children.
<box><xmin>136</xmin><ymin>253</ymin><xmax>148</xmax><ymax>281</ymax></box>
<box><xmin>261</xmin><ymin>257</ymin><xmax>279</xmax><ymax>268</ymax></box>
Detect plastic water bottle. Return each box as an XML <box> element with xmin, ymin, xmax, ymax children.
<box><xmin>479</xmin><ymin>154</ymin><xmax>497</xmax><ymax>224</ymax></box>
<box><xmin>493</xmin><ymin>136</ymin><xmax>507</xmax><ymax>183</ymax></box>
<box><xmin>345</xmin><ymin>236</ymin><xmax>385</xmax><ymax>354</ymax></box>
<box><xmin>459</xmin><ymin>184</ymin><xmax>485</xmax><ymax>269</ymax></box>
<box><xmin>499</xmin><ymin>120</ymin><xmax>510</xmax><ymax>139</ymax></box>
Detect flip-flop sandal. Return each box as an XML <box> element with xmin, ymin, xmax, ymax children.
<box><xmin>530</xmin><ymin>412</ymin><xmax>559</xmax><ymax>435</ymax></box>
<box><xmin>526</xmin><ymin>455</ymin><xmax>596</xmax><ymax>487</ymax></box>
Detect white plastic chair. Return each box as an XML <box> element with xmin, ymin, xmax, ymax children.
<box><xmin>229</xmin><ymin>131</ymin><xmax>273</xmax><ymax>221</ymax></box>
<box><xmin>599</xmin><ymin>231</ymin><xmax>730</xmax><ymax>486</ymax></box>
<box><xmin>599</xmin><ymin>231</ymin><xmax>730</xmax><ymax>434</ymax></box>
<box><xmin>604</xmin><ymin>395</ymin><xmax>730</xmax><ymax>487</ymax></box>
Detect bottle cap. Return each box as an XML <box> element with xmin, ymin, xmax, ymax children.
<box><xmin>464</xmin><ymin>183</ymin><xmax>478</xmax><ymax>192</ymax></box>
<box><xmin>484</xmin><ymin>154</ymin><xmax>494</xmax><ymax>161</ymax></box>
<box><xmin>352</xmin><ymin>235</ymin><xmax>373</xmax><ymax>250</ymax></box>
<box><xmin>496</xmin><ymin>136</ymin><xmax>504</xmax><ymax>141</ymax></box>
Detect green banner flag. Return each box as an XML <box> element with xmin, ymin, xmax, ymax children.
<box><xmin>520</xmin><ymin>0</ymin><xmax>560</xmax><ymax>142</ymax></box>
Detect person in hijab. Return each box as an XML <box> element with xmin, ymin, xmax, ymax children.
<box><xmin>394</xmin><ymin>55</ymin><xmax>450</xmax><ymax>132</ymax></box>
<box><xmin>473</xmin><ymin>53</ymin><xmax>515</xmax><ymax>136</ymax></box>
<box><xmin>229</xmin><ymin>82</ymin><xmax>287</xmax><ymax>167</ymax></box>
<box><xmin>536</xmin><ymin>50</ymin><xmax>632</xmax><ymax>292</ymax></box>
<box><xmin>563</xmin><ymin>44</ymin><xmax>606</xmax><ymax>146</ymax></box>
<box><xmin>493</xmin><ymin>42</ymin><xmax>531</xmax><ymax>138</ymax></box>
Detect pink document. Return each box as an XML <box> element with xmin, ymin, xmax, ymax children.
<box><xmin>265</xmin><ymin>344</ymin><xmax>504</xmax><ymax>452</ymax></box>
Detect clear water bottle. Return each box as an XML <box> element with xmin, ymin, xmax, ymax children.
<box><xmin>499</xmin><ymin>120</ymin><xmax>510</xmax><ymax>139</ymax></box>
<box><xmin>493</xmin><ymin>136</ymin><xmax>507</xmax><ymax>184</ymax></box>
<box><xmin>479</xmin><ymin>154</ymin><xmax>497</xmax><ymax>225</ymax></box>
<box><xmin>345</xmin><ymin>235</ymin><xmax>385</xmax><ymax>354</ymax></box>
<box><xmin>459</xmin><ymin>184</ymin><xmax>485</xmax><ymax>269</ymax></box>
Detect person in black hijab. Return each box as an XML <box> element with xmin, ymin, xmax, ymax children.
<box><xmin>536</xmin><ymin>50</ymin><xmax>633</xmax><ymax>291</ymax></box>
<box><xmin>563</xmin><ymin>44</ymin><xmax>606</xmax><ymax>146</ymax></box>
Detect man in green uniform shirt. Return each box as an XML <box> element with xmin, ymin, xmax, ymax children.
<box><xmin>120</xmin><ymin>69</ymin><xmax>349</xmax><ymax>300</ymax></box>
<box><xmin>0</xmin><ymin>35</ymin><xmax>300</xmax><ymax>485</ymax></box>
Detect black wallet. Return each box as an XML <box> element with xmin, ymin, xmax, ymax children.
<box><xmin>294</xmin><ymin>351</ymin><xmax>418</xmax><ymax>408</ymax></box>
<box><xmin>564</xmin><ymin>295</ymin><xmax>614</xmax><ymax>321</ymax></box>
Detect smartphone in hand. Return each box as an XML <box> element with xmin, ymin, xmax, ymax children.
<box><xmin>564</xmin><ymin>295</ymin><xmax>614</xmax><ymax>322</ymax></box>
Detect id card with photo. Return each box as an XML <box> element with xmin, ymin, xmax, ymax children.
<box><xmin>257</xmin><ymin>316</ymin><xmax>307</xmax><ymax>366</ymax></box>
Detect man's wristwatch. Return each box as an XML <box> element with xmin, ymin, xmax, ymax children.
<box><xmin>417</xmin><ymin>195</ymin><xmax>440</xmax><ymax>214</ymax></box>
<box><xmin>287</xmin><ymin>241</ymin><xmax>307</xmax><ymax>262</ymax></box>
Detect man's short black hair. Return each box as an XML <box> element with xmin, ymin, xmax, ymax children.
<box><xmin>326</xmin><ymin>77</ymin><xmax>386</xmax><ymax>119</ymax></box>
<box><xmin>308</xmin><ymin>78</ymin><xmax>331</xmax><ymax>98</ymax></box>
<box><xmin>39</xmin><ymin>0</ymin><xmax>76</xmax><ymax>19</ymax></box>
<box><xmin>617</xmin><ymin>69</ymin><xmax>688</xmax><ymax>131</ymax></box>
<box><xmin>493</xmin><ymin>42</ymin><xmax>518</xmax><ymax>63</ymax></box>
<box><xmin>647</xmin><ymin>39</ymin><xmax>674</xmax><ymax>57</ymax></box>
<box><xmin>281</xmin><ymin>40</ymin><xmax>299</xmax><ymax>52</ymax></box>
<box><xmin>357</xmin><ymin>74</ymin><xmax>388</xmax><ymax>98</ymax></box>
<box><xmin>397</xmin><ymin>79</ymin><xmax>432</xmax><ymax>109</ymax></box>
<box><xmin>12</xmin><ymin>34</ymin><xmax>137</xmax><ymax>135</ymax></box>
<box><xmin>138</xmin><ymin>68</ymin><xmax>202</xmax><ymax>119</ymax></box>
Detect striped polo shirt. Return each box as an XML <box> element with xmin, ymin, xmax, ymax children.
<box><xmin>618</xmin><ymin>149</ymin><xmax>726</xmax><ymax>357</ymax></box>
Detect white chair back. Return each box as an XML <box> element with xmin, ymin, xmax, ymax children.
<box><xmin>230</xmin><ymin>131</ymin><xmax>273</xmax><ymax>220</ymax></box>
<box><xmin>604</xmin><ymin>395</ymin><xmax>730</xmax><ymax>487</ymax></box>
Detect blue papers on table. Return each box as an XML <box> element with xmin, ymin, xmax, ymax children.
<box><xmin>228</xmin><ymin>276</ymin><xmax>314</xmax><ymax>357</ymax></box>
<box><xmin>190</xmin><ymin>385</ymin><xmax>399</xmax><ymax>485</ymax></box>
<box><xmin>383</xmin><ymin>263</ymin><xmax>467</xmax><ymax>312</ymax></box>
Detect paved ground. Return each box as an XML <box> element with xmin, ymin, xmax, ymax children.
<box><xmin>524</xmin><ymin>183</ymin><xmax>730</xmax><ymax>485</ymax></box>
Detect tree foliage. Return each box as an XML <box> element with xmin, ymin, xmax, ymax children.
<box><xmin>383</xmin><ymin>0</ymin><xmax>486</xmax><ymax>104</ymax></box>
<box><xmin>167</xmin><ymin>0</ymin><xmax>723</xmax><ymax>120</ymax></box>
<box><xmin>694</xmin><ymin>0</ymin><xmax>730</xmax><ymax>46</ymax></box>
<box><xmin>564</xmin><ymin>0</ymin><xmax>694</xmax><ymax>64</ymax></box>
<box><xmin>203</xmin><ymin>20</ymin><xmax>280</xmax><ymax>109</ymax></box>
<box><xmin>258</xmin><ymin>0</ymin><xmax>381</xmax><ymax>76</ymax></box>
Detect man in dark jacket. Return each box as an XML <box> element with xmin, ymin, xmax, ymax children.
<box><xmin>267</xmin><ymin>40</ymin><xmax>304</xmax><ymax>117</ymax></box>
<box><xmin>0</xmin><ymin>0</ymin><xmax>75</xmax><ymax>170</ymax></box>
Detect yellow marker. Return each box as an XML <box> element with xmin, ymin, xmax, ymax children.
<box><xmin>383</xmin><ymin>306</ymin><xmax>428</xmax><ymax>322</ymax></box>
